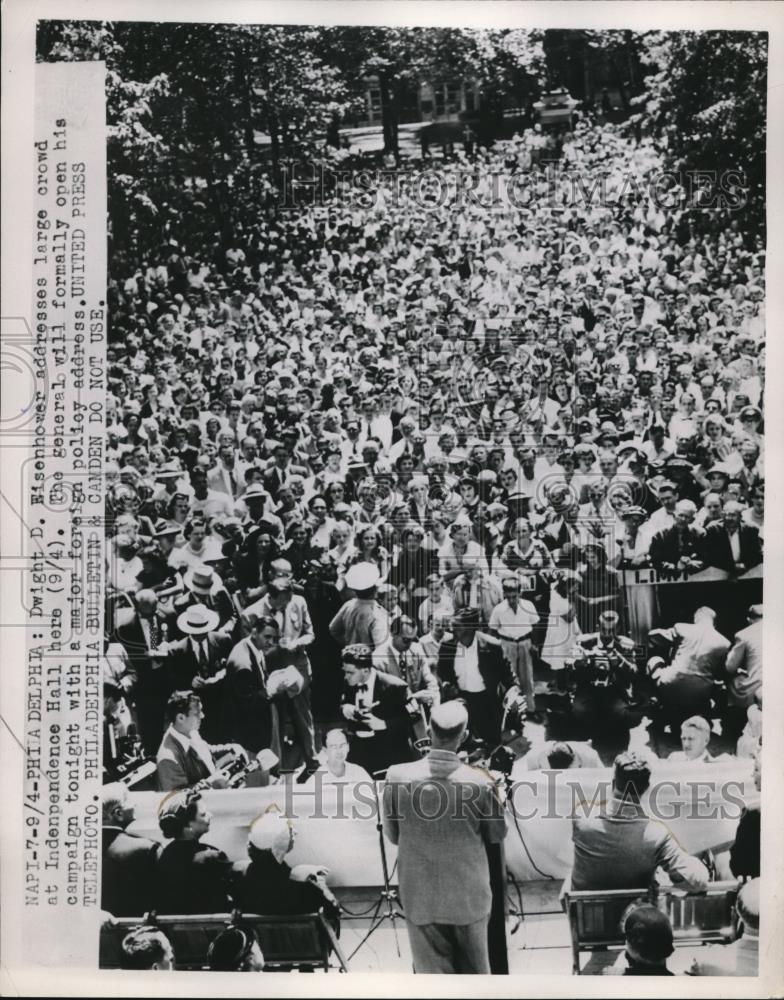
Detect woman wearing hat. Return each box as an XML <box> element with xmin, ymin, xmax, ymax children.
<box><xmin>154</xmin><ymin>789</ymin><xmax>233</xmax><ymax>915</ymax></box>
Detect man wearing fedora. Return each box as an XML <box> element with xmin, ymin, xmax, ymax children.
<box><xmin>171</xmin><ymin>563</ymin><xmax>236</xmax><ymax>639</ymax></box>
<box><xmin>157</xmin><ymin>603</ymin><xmax>233</xmax><ymax>743</ymax></box>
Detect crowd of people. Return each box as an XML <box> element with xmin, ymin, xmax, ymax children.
<box><xmin>100</xmin><ymin>116</ymin><xmax>764</xmax><ymax>974</ymax></box>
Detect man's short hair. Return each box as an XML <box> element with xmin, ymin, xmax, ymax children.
<box><xmin>249</xmin><ymin>614</ymin><xmax>280</xmax><ymax>634</ymax></box>
<box><xmin>119</xmin><ymin>927</ymin><xmax>172</xmax><ymax>970</ymax></box>
<box><xmin>547</xmin><ymin>742</ymin><xmax>576</xmax><ymax>769</ymax></box>
<box><xmin>622</xmin><ymin>904</ymin><xmax>674</xmax><ymax>962</ymax></box>
<box><xmin>430</xmin><ymin>701</ymin><xmax>468</xmax><ymax>743</ymax></box>
<box><xmin>324</xmin><ymin>728</ymin><xmax>348</xmax><ymax>749</ymax></box>
<box><xmin>165</xmin><ymin>690</ymin><xmax>200</xmax><ymax>724</ymax></box>
<box><xmin>681</xmin><ymin>715</ymin><xmax>711</xmax><ymax>736</ymax></box>
<box><xmin>613</xmin><ymin>751</ymin><xmax>652</xmax><ymax>799</ymax></box>
<box><xmin>390</xmin><ymin>614</ymin><xmax>416</xmax><ymax>636</ymax></box>
<box><xmin>101</xmin><ymin>782</ymin><xmax>127</xmax><ymax>823</ymax></box>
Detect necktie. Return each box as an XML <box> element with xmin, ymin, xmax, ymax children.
<box><xmin>198</xmin><ymin>641</ymin><xmax>209</xmax><ymax>676</ymax></box>
<box><xmin>399</xmin><ymin>651</ymin><xmax>409</xmax><ymax>684</ymax></box>
<box><xmin>249</xmin><ymin>641</ymin><xmax>265</xmax><ymax>682</ymax></box>
<box><xmin>356</xmin><ymin>683</ymin><xmax>368</xmax><ymax>693</ymax></box>
<box><xmin>228</xmin><ymin>467</ymin><xmax>236</xmax><ymax>495</ymax></box>
<box><xmin>148</xmin><ymin>617</ymin><xmax>159</xmax><ymax>650</ymax></box>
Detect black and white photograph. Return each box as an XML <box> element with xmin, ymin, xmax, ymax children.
<box><xmin>3</xmin><ymin>3</ymin><xmax>782</xmax><ymax>991</ymax></box>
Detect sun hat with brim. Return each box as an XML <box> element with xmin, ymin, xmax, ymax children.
<box><xmin>154</xmin><ymin>519</ymin><xmax>181</xmax><ymax>537</ymax></box>
<box><xmin>184</xmin><ymin>565</ymin><xmax>219</xmax><ymax>595</ymax></box>
<box><xmin>177</xmin><ymin>603</ymin><xmax>220</xmax><ymax>636</ymax></box>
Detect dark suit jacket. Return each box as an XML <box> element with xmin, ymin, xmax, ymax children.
<box><xmin>341</xmin><ymin>670</ymin><xmax>414</xmax><ymax>772</ymax></box>
<box><xmin>649</xmin><ymin>525</ymin><xmax>704</xmax><ymax>572</ymax></box>
<box><xmin>162</xmin><ymin>632</ymin><xmax>232</xmax><ymax>694</ymax></box>
<box><xmin>437</xmin><ymin>633</ymin><xmax>516</xmax><ymax>697</ymax></box>
<box><xmin>701</xmin><ymin>523</ymin><xmax>762</xmax><ymax>573</ymax></box>
<box><xmin>115</xmin><ymin>610</ymin><xmax>174</xmax><ymax>753</ymax></box>
<box><xmin>224</xmin><ymin>638</ymin><xmax>278</xmax><ymax>753</ymax></box>
<box><xmin>101</xmin><ymin>826</ymin><xmax>160</xmax><ymax>916</ymax></box>
<box><xmin>154</xmin><ymin>839</ymin><xmax>233</xmax><ymax>914</ymax></box>
<box><xmin>407</xmin><ymin>499</ymin><xmax>436</xmax><ymax>532</ymax></box>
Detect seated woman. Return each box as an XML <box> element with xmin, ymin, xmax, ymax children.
<box><xmin>231</xmin><ymin>811</ymin><xmax>340</xmax><ymax>932</ymax></box>
<box><xmin>154</xmin><ymin>789</ymin><xmax>233</xmax><ymax>914</ymax></box>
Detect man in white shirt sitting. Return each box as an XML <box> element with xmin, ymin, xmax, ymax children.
<box><xmin>296</xmin><ymin>728</ymin><xmax>372</xmax><ymax>787</ymax></box>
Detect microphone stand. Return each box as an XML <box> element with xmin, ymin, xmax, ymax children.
<box><xmin>345</xmin><ymin>772</ymin><xmax>405</xmax><ymax>962</ymax></box>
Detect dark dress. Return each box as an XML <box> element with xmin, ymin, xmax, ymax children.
<box><xmin>154</xmin><ymin>839</ymin><xmax>233</xmax><ymax>914</ymax></box>
<box><xmin>231</xmin><ymin>852</ymin><xmax>340</xmax><ymax>931</ymax></box>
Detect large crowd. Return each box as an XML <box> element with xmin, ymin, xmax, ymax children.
<box><xmin>100</xmin><ymin>118</ymin><xmax>764</xmax><ymax>973</ymax></box>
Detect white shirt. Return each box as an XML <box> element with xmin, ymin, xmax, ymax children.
<box><xmin>727</xmin><ymin>528</ymin><xmax>741</xmax><ymax>563</ymax></box>
<box><xmin>453</xmin><ymin>637</ymin><xmax>485</xmax><ymax>693</ymax></box>
<box><xmin>353</xmin><ymin>668</ymin><xmax>378</xmax><ymax>736</ymax></box>
<box><xmin>488</xmin><ymin>599</ymin><xmax>539</xmax><ymax>640</ymax></box>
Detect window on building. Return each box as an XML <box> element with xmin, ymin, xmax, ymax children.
<box><xmin>367</xmin><ymin>84</ymin><xmax>383</xmax><ymax>123</ymax></box>
<box><xmin>433</xmin><ymin>82</ymin><xmax>465</xmax><ymax>118</ymax></box>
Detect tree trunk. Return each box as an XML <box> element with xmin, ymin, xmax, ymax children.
<box><xmin>379</xmin><ymin>74</ymin><xmax>398</xmax><ymax>156</ymax></box>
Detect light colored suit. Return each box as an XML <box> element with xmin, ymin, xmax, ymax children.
<box><xmin>725</xmin><ymin>619</ymin><xmax>763</xmax><ymax>707</ymax></box>
<box><xmin>382</xmin><ymin>748</ymin><xmax>507</xmax><ymax>973</ymax></box>
<box><xmin>570</xmin><ymin>794</ymin><xmax>709</xmax><ymax>891</ymax></box>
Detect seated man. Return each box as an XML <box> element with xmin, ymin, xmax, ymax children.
<box><xmin>101</xmin><ymin>782</ymin><xmax>159</xmax><ymax>917</ymax></box>
<box><xmin>154</xmin><ymin>789</ymin><xmax>234</xmax><ymax>914</ymax></box>
<box><xmin>118</xmin><ymin>927</ymin><xmax>175</xmax><ymax>971</ymax></box>
<box><xmin>685</xmin><ymin>879</ymin><xmax>759</xmax><ymax>976</ymax></box>
<box><xmin>296</xmin><ymin>727</ymin><xmax>372</xmax><ymax>786</ymax></box>
<box><xmin>156</xmin><ymin>690</ymin><xmax>245</xmax><ymax>791</ymax></box>
<box><xmin>569</xmin><ymin>751</ymin><xmax>709</xmax><ymax>892</ymax></box>
<box><xmin>647</xmin><ymin>607</ymin><xmax>730</xmax><ymax>729</ymax></box>
<box><xmin>701</xmin><ymin>501</ymin><xmax>762</xmax><ymax>575</ymax></box>
<box><xmin>231</xmin><ymin>811</ymin><xmax>340</xmax><ymax>931</ymax></box>
<box><xmin>724</xmin><ymin>604</ymin><xmax>763</xmax><ymax>744</ymax></box>
<box><xmin>667</xmin><ymin>715</ymin><xmax>715</xmax><ymax>763</ymax></box>
<box><xmin>519</xmin><ymin>739</ymin><xmax>603</xmax><ymax>771</ymax></box>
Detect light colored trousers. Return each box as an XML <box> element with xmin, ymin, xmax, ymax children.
<box><xmin>500</xmin><ymin>637</ymin><xmax>536</xmax><ymax>711</ymax></box>
<box><xmin>407</xmin><ymin>916</ymin><xmax>490</xmax><ymax>974</ymax></box>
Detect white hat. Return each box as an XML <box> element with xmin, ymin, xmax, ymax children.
<box><xmin>344</xmin><ymin>562</ymin><xmax>381</xmax><ymax>591</ymax></box>
<box><xmin>184</xmin><ymin>565</ymin><xmax>219</xmax><ymax>596</ymax></box>
<box><xmin>248</xmin><ymin>811</ymin><xmax>293</xmax><ymax>858</ymax></box>
<box><xmin>177</xmin><ymin>603</ymin><xmax>220</xmax><ymax>636</ymax></box>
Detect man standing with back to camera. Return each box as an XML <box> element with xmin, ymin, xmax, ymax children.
<box><xmin>382</xmin><ymin>702</ymin><xmax>507</xmax><ymax>974</ymax></box>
